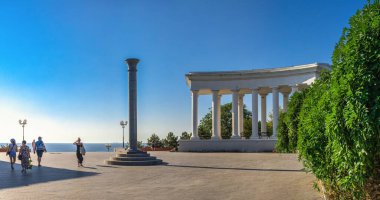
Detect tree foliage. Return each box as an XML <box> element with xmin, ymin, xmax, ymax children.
<box><xmin>197</xmin><ymin>102</ymin><xmax>275</xmax><ymax>139</ymax></box>
<box><xmin>162</xmin><ymin>132</ymin><xmax>179</xmax><ymax>149</ymax></box>
<box><xmin>180</xmin><ymin>131</ymin><xmax>192</xmax><ymax>140</ymax></box>
<box><xmin>147</xmin><ymin>133</ymin><xmax>163</xmax><ymax>148</ymax></box>
<box><xmin>198</xmin><ymin>103</ymin><xmax>255</xmax><ymax>139</ymax></box>
<box><xmin>277</xmin><ymin>2</ymin><xmax>380</xmax><ymax>198</ymax></box>
<box><xmin>276</xmin><ymin>90</ymin><xmax>308</xmax><ymax>153</ymax></box>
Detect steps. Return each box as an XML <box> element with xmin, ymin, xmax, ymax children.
<box><xmin>106</xmin><ymin>151</ymin><xmax>163</xmax><ymax>166</ymax></box>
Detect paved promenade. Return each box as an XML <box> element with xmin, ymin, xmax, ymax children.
<box><xmin>0</xmin><ymin>152</ymin><xmax>321</xmax><ymax>200</ymax></box>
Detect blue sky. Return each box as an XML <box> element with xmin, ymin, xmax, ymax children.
<box><xmin>0</xmin><ymin>0</ymin><xmax>364</xmax><ymax>143</ymax></box>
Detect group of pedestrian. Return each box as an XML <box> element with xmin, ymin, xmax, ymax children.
<box><xmin>6</xmin><ymin>137</ymin><xmax>46</xmax><ymax>173</ymax></box>
<box><xmin>5</xmin><ymin>137</ymin><xmax>86</xmax><ymax>173</ymax></box>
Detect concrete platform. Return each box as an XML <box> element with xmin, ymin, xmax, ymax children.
<box><xmin>178</xmin><ymin>139</ymin><xmax>276</xmax><ymax>152</ymax></box>
<box><xmin>106</xmin><ymin>151</ymin><xmax>163</xmax><ymax>166</ymax></box>
<box><xmin>0</xmin><ymin>152</ymin><xmax>321</xmax><ymax>200</ymax></box>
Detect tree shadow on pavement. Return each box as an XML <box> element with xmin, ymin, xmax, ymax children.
<box><xmin>0</xmin><ymin>161</ymin><xmax>99</xmax><ymax>190</ymax></box>
<box><xmin>166</xmin><ymin>164</ymin><xmax>304</xmax><ymax>172</ymax></box>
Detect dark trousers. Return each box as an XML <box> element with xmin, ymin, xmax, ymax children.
<box><xmin>76</xmin><ymin>152</ymin><xmax>83</xmax><ymax>164</ymax></box>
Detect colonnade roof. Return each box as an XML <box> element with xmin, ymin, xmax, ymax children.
<box><xmin>185</xmin><ymin>63</ymin><xmax>330</xmax><ymax>95</ymax></box>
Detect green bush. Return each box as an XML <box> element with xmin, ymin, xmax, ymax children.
<box><xmin>276</xmin><ymin>90</ymin><xmax>308</xmax><ymax>153</ymax></box>
<box><xmin>276</xmin><ymin>111</ymin><xmax>289</xmax><ymax>152</ymax></box>
<box><xmin>297</xmin><ymin>1</ymin><xmax>380</xmax><ymax>199</ymax></box>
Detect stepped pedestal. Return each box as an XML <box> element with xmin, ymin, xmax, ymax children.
<box><xmin>106</xmin><ymin>151</ymin><xmax>163</xmax><ymax>166</ymax></box>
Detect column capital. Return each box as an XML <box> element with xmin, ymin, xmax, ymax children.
<box><xmin>281</xmin><ymin>91</ymin><xmax>290</xmax><ymax>96</ymax></box>
<box><xmin>252</xmin><ymin>88</ymin><xmax>259</xmax><ymax>93</ymax></box>
<box><xmin>271</xmin><ymin>86</ymin><xmax>279</xmax><ymax>90</ymax></box>
<box><xmin>259</xmin><ymin>93</ymin><xmax>268</xmax><ymax>97</ymax></box>
<box><xmin>211</xmin><ymin>90</ymin><xmax>219</xmax><ymax>95</ymax></box>
<box><xmin>191</xmin><ymin>90</ymin><xmax>199</xmax><ymax>94</ymax></box>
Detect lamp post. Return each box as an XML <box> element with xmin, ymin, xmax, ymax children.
<box><xmin>120</xmin><ymin>121</ymin><xmax>128</xmax><ymax>148</ymax></box>
<box><xmin>18</xmin><ymin>119</ymin><xmax>27</xmax><ymax>141</ymax></box>
<box><xmin>105</xmin><ymin>144</ymin><xmax>112</xmax><ymax>152</ymax></box>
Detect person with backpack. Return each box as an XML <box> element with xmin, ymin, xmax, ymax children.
<box><xmin>6</xmin><ymin>138</ymin><xmax>17</xmax><ymax>170</ymax></box>
<box><xmin>73</xmin><ymin>137</ymin><xmax>85</xmax><ymax>167</ymax></box>
<box><xmin>35</xmin><ymin>136</ymin><xmax>47</xmax><ymax>167</ymax></box>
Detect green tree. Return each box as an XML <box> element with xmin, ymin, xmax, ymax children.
<box><xmin>276</xmin><ymin>111</ymin><xmax>289</xmax><ymax>152</ymax></box>
<box><xmin>296</xmin><ymin>2</ymin><xmax>380</xmax><ymax>198</ymax></box>
<box><xmin>198</xmin><ymin>103</ymin><xmax>253</xmax><ymax>139</ymax></box>
<box><xmin>147</xmin><ymin>133</ymin><xmax>163</xmax><ymax>148</ymax></box>
<box><xmin>276</xmin><ymin>90</ymin><xmax>308</xmax><ymax>153</ymax></box>
<box><xmin>162</xmin><ymin>132</ymin><xmax>179</xmax><ymax>149</ymax></box>
<box><xmin>180</xmin><ymin>131</ymin><xmax>192</xmax><ymax>140</ymax></box>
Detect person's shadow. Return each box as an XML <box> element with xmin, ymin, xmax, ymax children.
<box><xmin>0</xmin><ymin>161</ymin><xmax>99</xmax><ymax>189</ymax></box>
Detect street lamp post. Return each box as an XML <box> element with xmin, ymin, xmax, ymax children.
<box><xmin>120</xmin><ymin>121</ymin><xmax>128</xmax><ymax>149</ymax></box>
<box><xmin>18</xmin><ymin>119</ymin><xmax>27</xmax><ymax>141</ymax></box>
<box><xmin>105</xmin><ymin>144</ymin><xmax>112</xmax><ymax>152</ymax></box>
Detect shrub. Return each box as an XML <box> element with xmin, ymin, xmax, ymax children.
<box><xmin>276</xmin><ymin>111</ymin><xmax>289</xmax><ymax>152</ymax></box>
<box><xmin>297</xmin><ymin>1</ymin><xmax>380</xmax><ymax>198</ymax></box>
<box><xmin>276</xmin><ymin>89</ymin><xmax>309</xmax><ymax>153</ymax></box>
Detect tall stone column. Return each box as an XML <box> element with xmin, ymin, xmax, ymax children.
<box><xmin>106</xmin><ymin>58</ymin><xmax>162</xmax><ymax>165</ymax></box>
<box><xmin>126</xmin><ymin>58</ymin><xmax>139</xmax><ymax>152</ymax></box>
<box><xmin>251</xmin><ymin>89</ymin><xmax>259</xmax><ymax>139</ymax></box>
<box><xmin>282</xmin><ymin>92</ymin><xmax>290</xmax><ymax>112</ymax></box>
<box><xmin>191</xmin><ymin>90</ymin><xmax>199</xmax><ymax>140</ymax></box>
<box><xmin>238</xmin><ymin>94</ymin><xmax>244</xmax><ymax>137</ymax></box>
<box><xmin>217</xmin><ymin>94</ymin><xmax>222</xmax><ymax>139</ymax></box>
<box><xmin>231</xmin><ymin>90</ymin><xmax>240</xmax><ymax>139</ymax></box>
<box><xmin>211</xmin><ymin>90</ymin><xmax>220</xmax><ymax>140</ymax></box>
<box><xmin>260</xmin><ymin>93</ymin><xmax>268</xmax><ymax>135</ymax></box>
<box><xmin>272</xmin><ymin>87</ymin><xmax>279</xmax><ymax>138</ymax></box>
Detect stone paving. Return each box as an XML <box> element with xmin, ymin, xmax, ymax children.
<box><xmin>0</xmin><ymin>152</ymin><xmax>321</xmax><ymax>200</ymax></box>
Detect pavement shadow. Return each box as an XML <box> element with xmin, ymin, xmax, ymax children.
<box><xmin>166</xmin><ymin>164</ymin><xmax>304</xmax><ymax>172</ymax></box>
<box><xmin>0</xmin><ymin>161</ymin><xmax>99</xmax><ymax>190</ymax></box>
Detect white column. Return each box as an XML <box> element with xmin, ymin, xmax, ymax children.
<box><xmin>291</xmin><ymin>85</ymin><xmax>299</xmax><ymax>95</ymax></box>
<box><xmin>191</xmin><ymin>90</ymin><xmax>199</xmax><ymax>140</ymax></box>
<box><xmin>211</xmin><ymin>90</ymin><xmax>220</xmax><ymax>140</ymax></box>
<box><xmin>238</xmin><ymin>94</ymin><xmax>244</xmax><ymax>137</ymax></box>
<box><xmin>272</xmin><ymin>87</ymin><xmax>279</xmax><ymax>138</ymax></box>
<box><xmin>283</xmin><ymin>92</ymin><xmax>289</xmax><ymax>112</ymax></box>
<box><xmin>231</xmin><ymin>90</ymin><xmax>240</xmax><ymax>139</ymax></box>
<box><xmin>251</xmin><ymin>89</ymin><xmax>259</xmax><ymax>139</ymax></box>
<box><xmin>217</xmin><ymin>94</ymin><xmax>222</xmax><ymax>139</ymax></box>
<box><xmin>260</xmin><ymin>93</ymin><xmax>267</xmax><ymax>136</ymax></box>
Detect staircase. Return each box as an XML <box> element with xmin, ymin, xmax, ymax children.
<box><xmin>106</xmin><ymin>151</ymin><xmax>163</xmax><ymax>166</ymax></box>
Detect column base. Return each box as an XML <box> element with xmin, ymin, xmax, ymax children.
<box><xmin>231</xmin><ymin>135</ymin><xmax>241</xmax><ymax>139</ymax></box>
<box><xmin>191</xmin><ymin>136</ymin><xmax>199</xmax><ymax>140</ymax></box>
<box><xmin>250</xmin><ymin>136</ymin><xmax>260</xmax><ymax>139</ymax></box>
<box><xmin>211</xmin><ymin>136</ymin><xmax>220</xmax><ymax>140</ymax></box>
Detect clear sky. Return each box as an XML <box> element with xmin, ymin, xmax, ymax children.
<box><xmin>0</xmin><ymin>0</ymin><xmax>364</xmax><ymax>143</ymax></box>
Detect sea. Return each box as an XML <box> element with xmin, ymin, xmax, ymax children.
<box><xmin>0</xmin><ymin>143</ymin><xmax>130</xmax><ymax>152</ymax></box>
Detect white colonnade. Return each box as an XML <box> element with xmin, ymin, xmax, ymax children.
<box><xmin>182</xmin><ymin>63</ymin><xmax>330</xmax><ymax>152</ymax></box>
<box><xmin>190</xmin><ymin>85</ymin><xmax>300</xmax><ymax>140</ymax></box>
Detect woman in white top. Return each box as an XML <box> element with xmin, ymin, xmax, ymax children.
<box><xmin>6</xmin><ymin>139</ymin><xmax>17</xmax><ymax>170</ymax></box>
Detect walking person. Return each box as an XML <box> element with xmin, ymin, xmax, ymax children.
<box><xmin>6</xmin><ymin>139</ymin><xmax>17</xmax><ymax>170</ymax></box>
<box><xmin>18</xmin><ymin>140</ymin><xmax>31</xmax><ymax>174</ymax></box>
<box><xmin>73</xmin><ymin>137</ymin><xmax>85</xmax><ymax>167</ymax></box>
<box><xmin>35</xmin><ymin>136</ymin><xmax>46</xmax><ymax>167</ymax></box>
